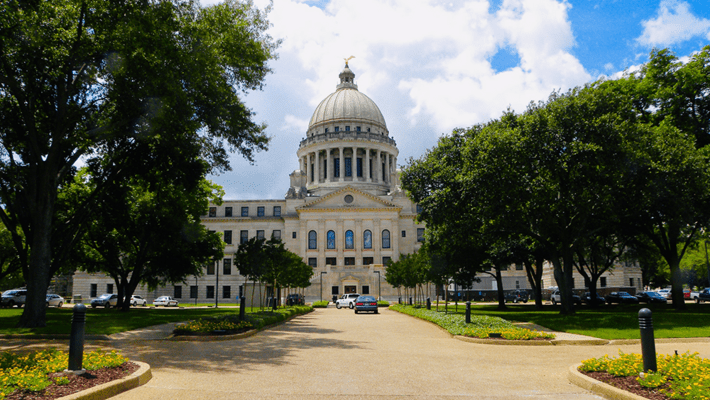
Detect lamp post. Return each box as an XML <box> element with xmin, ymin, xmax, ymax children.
<box><xmin>374</xmin><ymin>271</ymin><xmax>381</xmax><ymax>301</ymax></box>
<box><xmin>320</xmin><ymin>271</ymin><xmax>327</xmax><ymax>302</ymax></box>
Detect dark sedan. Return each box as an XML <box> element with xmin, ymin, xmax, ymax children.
<box><xmin>606</xmin><ymin>291</ymin><xmax>639</xmax><ymax>304</ymax></box>
<box><xmin>582</xmin><ymin>292</ymin><xmax>605</xmax><ymax>305</ymax></box>
<box><xmin>636</xmin><ymin>291</ymin><xmax>668</xmax><ymax>304</ymax></box>
<box><xmin>354</xmin><ymin>295</ymin><xmax>378</xmax><ymax>314</ymax></box>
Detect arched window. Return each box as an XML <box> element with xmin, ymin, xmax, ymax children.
<box><xmin>382</xmin><ymin>229</ymin><xmax>391</xmax><ymax>249</ymax></box>
<box><xmin>345</xmin><ymin>230</ymin><xmax>354</xmax><ymax>249</ymax></box>
<box><xmin>327</xmin><ymin>230</ymin><xmax>336</xmax><ymax>249</ymax></box>
<box><xmin>308</xmin><ymin>231</ymin><xmax>317</xmax><ymax>249</ymax></box>
<box><xmin>363</xmin><ymin>230</ymin><xmax>372</xmax><ymax>249</ymax></box>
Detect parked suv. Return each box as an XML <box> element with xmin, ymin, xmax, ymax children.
<box><xmin>91</xmin><ymin>293</ymin><xmax>118</xmax><ymax>308</ymax></box>
<box><xmin>335</xmin><ymin>293</ymin><xmax>361</xmax><ymax>309</ymax></box>
<box><xmin>504</xmin><ymin>290</ymin><xmax>529</xmax><ymax>303</ymax></box>
<box><xmin>1</xmin><ymin>289</ymin><xmax>27</xmax><ymax>308</ymax></box>
<box><xmin>550</xmin><ymin>289</ymin><xmax>581</xmax><ymax>306</ymax></box>
<box><xmin>696</xmin><ymin>288</ymin><xmax>710</xmax><ymax>304</ymax></box>
<box><xmin>286</xmin><ymin>293</ymin><xmax>305</xmax><ymax>306</ymax></box>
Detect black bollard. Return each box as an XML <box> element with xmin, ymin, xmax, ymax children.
<box><xmin>68</xmin><ymin>304</ymin><xmax>86</xmax><ymax>373</ymax></box>
<box><xmin>465</xmin><ymin>301</ymin><xmax>471</xmax><ymax>324</ymax></box>
<box><xmin>639</xmin><ymin>308</ymin><xmax>657</xmax><ymax>372</ymax></box>
<box><xmin>427</xmin><ymin>297</ymin><xmax>431</xmax><ymax>310</ymax></box>
<box><xmin>239</xmin><ymin>296</ymin><xmax>246</xmax><ymax>321</ymax></box>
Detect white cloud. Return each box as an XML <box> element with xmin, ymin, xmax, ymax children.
<box><xmin>637</xmin><ymin>0</ymin><xmax>710</xmax><ymax>47</ymax></box>
<box><xmin>282</xmin><ymin>114</ymin><xmax>309</xmax><ymax>133</ymax></box>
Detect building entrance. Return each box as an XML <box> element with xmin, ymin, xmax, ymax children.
<box><xmin>344</xmin><ymin>285</ymin><xmax>357</xmax><ymax>294</ymax></box>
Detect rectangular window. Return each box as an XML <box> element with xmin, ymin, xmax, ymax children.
<box><xmin>516</xmin><ymin>263</ymin><xmax>523</xmax><ymax>271</ymax></box>
<box><xmin>357</xmin><ymin>157</ymin><xmax>363</xmax><ymax>177</ymax></box>
<box><xmin>362</xmin><ymin>285</ymin><xmax>370</xmax><ymax>295</ymax></box>
<box><xmin>174</xmin><ymin>286</ymin><xmax>182</xmax><ymax>299</ymax></box>
<box><xmin>630</xmin><ymin>278</ymin><xmax>634</xmax><ymax>287</ymax></box>
<box><xmin>240</xmin><ymin>230</ymin><xmax>248</xmax><ymax>244</ymax></box>
<box><xmin>223</xmin><ymin>286</ymin><xmax>231</xmax><ymax>299</ymax></box>
<box><xmin>257</xmin><ymin>230</ymin><xmax>265</xmax><ymax>240</ymax></box>
<box><xmin>345</xmin><ymin>157</ymin><xmax>352</xmax><ymax>177</ymax></box>
<box><xmin>345</xmin><ymin>125</ymin><xmax>350</xmax><ymax>131</ymax></box>
<box><xmin>334</xmin><ymin>158</ymin><xmax>340</xmax><ymax>178</ymax></box>
<box><xmin>106</xmin><ymin>284</ymin><xmax>113</xmax><ymax>294</ymax></box>
<box><xmin>344</xmin><ymin>257</ymin><xmax>355</xmax><ymax>265</ymax></box>
<box><xmin>382</xmin><ymin>256</ymin><xmax>391</xmax><ymax>265</ymax></box>
<box><xmin>257</xmin><ymin>206</ymin><xmax>265</xmax><ymax>217</ymax></box>
<box><xmin>90</xmin><ymin>284</ymin><xmax>97</xmax><ymax>298</ymax></box>
<box><xmin>308</xmin><ymin>257</ymin><xmax>317</xmax><ymax>268</ymax></box>
<box><xmin>416</xmin><ymin>204</ymin><xmax>423</xmax><ymax>213</ymax></box>
<box><xmin>356</xmin><ymin>126</ymin><xmax>361</xmax><ymax>132</ymax></box>
<box><xmin>292</xmin><ymin>232</ymin><xmax>297</xmax><ymax>239</ymax></box>
<box><xmin>369</xmin><ymin>159</ymin><xmax>373</xmax><ymax>179</ymax></box>
<box><xmin>334</xmin><ymin>126</ymin><xmax>339</xmax><ymax>132</ymax></box>
<box><xmin>207</xmin><ymin>262</ymin><xmax>215</xmax><ymax>275</ymax></box>
<box><xmin>273</xmin><ymin>206</ymin><xmax>281</xmax><ymax>217</ymax></box>
<box><xmin>208</xmin><ymin>207</ymin><xmax>216</xmax><ymax>217</ymax></box>
<box><xmin>190</xmin><ymin>286</ymin><xmax>198</xmax><ymax>299</ymax></box>
<box><xmin>326</xmin><ymin>257</ymin><xmax>337</xmax><ymax>265</ymax></box>
<box><xmin>311</xmin><ymin>164</ymin><xmax>314</xmax><ymax>182</ymax></box>
<box><xmin>241</xmin><ymin>207</ymin><xmax>249</xmax><ymax>217</ymax></box>
<box><xmin>325</xmin><ymin>128</ymin><xmax>329</xmax><ymax>133</ymax></box>
<box><xmin>401</xmin><ymin>230</ymin><xmax>406</xmax><ymax>238</ymax></box>
<box><xmin>206</xmin><ymin>286</ymin><xmax>215</xmax><ymax>299</ymax></box>
<box><xmin>223</xmin><ymin>258</ymin><xmax>232</xmax><ymax>275</ymax></box>
<box><xmin>223</xmin><ymin>230</ymin><xmax>232</xmax><ymax>244</ymax></box>
<box><xmin>225</xmin><ymin>207</ymin><xmax>232</xmax><ymax>217</ymax></box>
<box><xmin>417</xmin><ymin>228</ymin><xmax>425</xmax><ymax>242</ymax></box>
<box><xmin>515</xmin><ymin>280</ymin><xmax>520</xmax><ymax>289</ymax></box>
<box><xmin>332</xmin><ymin>286</ymin><xmax>339</xmax><ymax>295</ymax></box>
<box><xmin>272</xmin><ymin>230</ymin><xmax>281</xmax><ymax>240</ymax></box>
<box><xmin>363</xmin><ymin>257</ymin><xmax>373</xmax><ymax>265</ymax></box>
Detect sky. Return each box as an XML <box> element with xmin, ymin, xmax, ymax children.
<box><xmin>202</xmin><ymin>0</ymin><xmax>710</xmax><ymax>200</ymax></box>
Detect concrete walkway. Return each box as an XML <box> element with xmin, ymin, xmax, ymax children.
<box><xmin>100</xmin><ymin>307</ymin><xmax>708</xmax><ymax>399</ymax></box>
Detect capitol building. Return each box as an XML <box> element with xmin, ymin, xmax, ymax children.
<box><xmin>72</xmin><ymin>63</ymin><xmax>424</xmax><ymax>304</ymax></box>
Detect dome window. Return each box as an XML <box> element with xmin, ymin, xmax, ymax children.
<box><xmin>334</xmin><ymin>126</ymin><xmax>340</xmax><ymax>132</ymax></box>
<box><xmin>356</xmin><ymin>126</ymin><xmax>361</xmax><ymax>132</ymax></box>
<box><xmin>345</xmin><ymin>126</ymin><xmax>350</xmax><ymax>132</ymax></box>
<box><xmin>325</xmin><ymin>128</ymin><xmax>329</xmax><ymax>133</ymax></box>
<box><xmin>367</xmin><ymin>128</ymin><xmax>371</xmax><ymax>132</ymax></box>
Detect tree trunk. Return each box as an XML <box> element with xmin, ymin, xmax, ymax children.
<box><xmin>17</xmin><ymin>208</ymin><xmax>54</xmax><ymax>328</ymax></box>
<box><xmin>495</xmin><ymin>265</ymin><xmax>506</xmax><ymax>310</ymax></box>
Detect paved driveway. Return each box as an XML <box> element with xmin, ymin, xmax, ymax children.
<box><xmin>101</xmin><ymin>307</ymin><xmax>708</xmax><ymax>399</ymax></box>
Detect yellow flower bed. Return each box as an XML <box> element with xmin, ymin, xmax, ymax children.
<box><xmin>580</xmin><ymin>351</ymin><xmax>710</xmax><ymax>400</ymax></box>
<box><xmin>463</xmin><ymin>327</ymin><xmax>555</xmax><ymax>340</ymax></box>
<box><xmin>174</xmin><ymin>318</ymin><xmax>252</xmax><ymax>334</ymax></box>
<box><xmin>0</xmin><ymin>348</ymin><xmax>126</xmax><ymax>399</ymax></box>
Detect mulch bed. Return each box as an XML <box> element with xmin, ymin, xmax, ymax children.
<box><xmin>581</xmin><ymin>370</ymin><xmax>671</xmax><ymax>400</ymax></box>
<box><xmin>6</xmin><ymin>362</ymin><xmax>139</xmax><ymax>400</ymax></box>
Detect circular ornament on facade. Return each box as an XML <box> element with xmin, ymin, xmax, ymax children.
<box><xmin>344</xmin><ymin>195</ymin><xmax>354</xmax><ymax>204</ymax></box>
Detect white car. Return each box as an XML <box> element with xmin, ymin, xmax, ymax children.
<box><xmin>335</xmin><ymin>293</ymin><xmax>361</xmax><ymax>309</ymax></box>
<box><xmin>130</xmin><ymin>295</ymin><xmax>147</xmax><ymax>307</ymax></box>
<box><xmin>46</xmin><ymin>294</ymin><xmax>64</xmax><ymax>307</ymax></box>
<box><xmin>153</xmin><ymin>296</ymin><xmax>179</xmax><ymax>307</ymax></box>
<box><xmin>657</xmin><ymin>289</ymin><xmax>671</xmax><ymax>299</ymax></box>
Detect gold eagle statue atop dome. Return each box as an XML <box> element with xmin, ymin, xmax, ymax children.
<box><xmin>344</xmin><ymin>55</ymin><xmax>355</xmax><ymax>66</ymax></box>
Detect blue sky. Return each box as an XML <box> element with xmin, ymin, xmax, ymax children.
<box><xmin>201</xmin><ymin>0</ymin><xmax>710</xmax><ymax>200</ymax></box>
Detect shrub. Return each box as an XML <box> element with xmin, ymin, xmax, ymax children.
<box><xmin>174</xmin><ymin>318</ymin><xmax>253</xmax><ymax>334</ymax></box>
<box><xmin>377</xmin><ymin>300</ymin><xmax>389</xmax><ymax>307</ymax></box>
<box><xmin>311</xmin><ymin>301</ymin><xmax>329</xmax><ymax>308</ymax></box>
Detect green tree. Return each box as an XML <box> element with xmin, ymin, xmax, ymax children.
<box><xmin>234</xmin><ymin>237</ymin><xmax>267</xmax><ymax>308</ymax></box>
<box><xmin>0</xmin><ymin>0</ymin><xmax>277</xmax><ymax>327</ymax></box>
<box><xmin>0</xmin><ymin>224</ymin><xmax>23</xmax><ymax>289</ymax></box>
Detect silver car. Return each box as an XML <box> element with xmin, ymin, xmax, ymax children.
<box><xmin>335</xmin><ymin>293</ymin><xmax>361</xmax><ymax>309</ymax></box>
<box><xmin>1</xmin><ymin>289</ymin><xmax>27</xmax><ymax>307</ymax></box>
<box><xmin>46</xmin><ymin>294</ymin><xmax>64</xmax><ymax>307</ymax></box>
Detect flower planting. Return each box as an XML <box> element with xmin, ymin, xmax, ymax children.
<box><xmin>174</xmin><ymin>318</ymin><xmax>253</xmax><ymax>334</ymax></box>
<box><xmin>580</xmin><ymin>351</ymin><xmax>710</xmax><ymax>400</ymax></box>
<box><xmin>0</xmin><ymin>348</ymin><xmax>127</xmax><ymax>399</ymax></box>
<box><xmin>390</xmin><ymin>304</ymin><xmax>554</xmax><ymax>340</ymax></box>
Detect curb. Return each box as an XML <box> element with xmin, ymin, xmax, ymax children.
<box><xmin>567</xmin><ymin>363</ymin><xmax>648</xmax><ymax>400</ymax></box>
<box><xmin>58</xmin><ymin>361</ymin><xmax>152</xmax><ymax>400</ymax></box>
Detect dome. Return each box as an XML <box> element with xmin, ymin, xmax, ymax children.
<box><xmin>307</xmin><ymin>65</ymin><xmax>388</xmax><ymax>134</ymax></box>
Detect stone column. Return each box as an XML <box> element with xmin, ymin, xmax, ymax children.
<box><xmin>315</xmin><ymin>150</ymin><xmax>320</xmax><ymax>184</ymax></box>
<box><xmin>336</xmin><ymin>219</ymin><xmax>344</xmax><ymax>265</ymax></box>
<box><xmin>373</xmin><ymin>218</ymin><xmax>381</xmax><ymax>265</ymax></box>
<box><xmin>355</xmin><ymin>218</ymin><xmax>363</xmax><ymax>264</ymax></box>
<box><xmin>365</xmin><ymin>148</ymin><xmax>370</xmax><ymax>182</ymax></box>
<box><xmin>353</xmin><ymin>147</ymin><xmax>359</xmax><ymax>181</ymax></box>
<box><xmin>327</xmin><ymin>148</ymin><xmax>332</xmax><ymax>183</ymax></box>
<box><xmin>306</xmin><ymin>153</ymin><xmax>311</xmax><ymax>184</ymax></box>
<box><xmin>338</xmin><ymin>147</ymin><xmax>344</xmax><ymax>182</ymax></box>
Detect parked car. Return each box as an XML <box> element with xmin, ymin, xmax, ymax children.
<box><xmin>335</xmin><ymin>293</ymin><xmax>361</xmax><ymax>309</ymax></box>
<box><xmin>582</xmin><ymin>292</ymin><xmax>605</xmax><ymax>305</ymax></box>
<box><xmin>46</xmin><ymin>294</ymin><xmax>64</xmax><ymax>307</ymax></box>
<box><xmin>130</xmin><ymin>295</ymin><xmax>147</xmax><ymax>307</ymax></box>
<box><xmin>354</xmin><ymin>295</ymin><xmax>378</xmax><ymax>314</ymax></box>
<box><xmin>286</xmin><ymin>293</ymin><xmax>305</xmax><ymax>306</ymax></box>
<box><xmin>550</xmin><ymin>290</ymin><xmax>581</xmax><ymax>306</ymax></box>
<box><xmin>657</xmin><ymin>289</ymin><xmax>671</xmax><ymax>299</ymax></box>
<box><xmin>1</xmin><ymin>289</ymin><xmax>27</xmax><ymax>307</ymax></box>
<box><xmin>636</xmin><ymin>291</ymin><xmax>667</xmax><ymax>304</ymax></box>
<box><xmin>153</xmin><ymin>296</ymin><xmax>179</xmax><ymax>307</ymax></box>
<box><xmin>696</xmin><ymin>288</ymin><xmax>710</xmax><ymax>304</ymax></box>
<box><xmin>606</xmin><ymin>292</ymin><xmax>639</xmax><ymax>305</ymax></box>
<box><xmin>91</xmin><ymin>293</ymin><xmax>118</xmax><ymax>308</ymax></box>
<box><xmin>504</xmin><ymin>290</ymin><xmax>529</xmax><ymax>303</ymax></box>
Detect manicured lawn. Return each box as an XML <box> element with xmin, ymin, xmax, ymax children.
<box><xmin>0</xmin><ymin>306</ymin><xmax>271</xmax><ymax>336</ymax></box>
<box><xmin>432</xmin><ymin>303</ymin><xmax>710</xmax><ymax>339</ymax></box>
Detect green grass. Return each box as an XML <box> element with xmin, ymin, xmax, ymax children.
<box><xmin>0</xmin><ymin>306</ymin><xmax>296</xmax><ymax>336</ymax></box>
<box><xmin>433</xmin><ymin>303</ymin><xmax>710</xmax><ymax>339</ymax></box>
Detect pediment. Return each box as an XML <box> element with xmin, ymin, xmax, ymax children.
<box><xmin>297</xmin><ymin>186</ymin><xmax>399</xmax><ymax>211</ymax></box>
